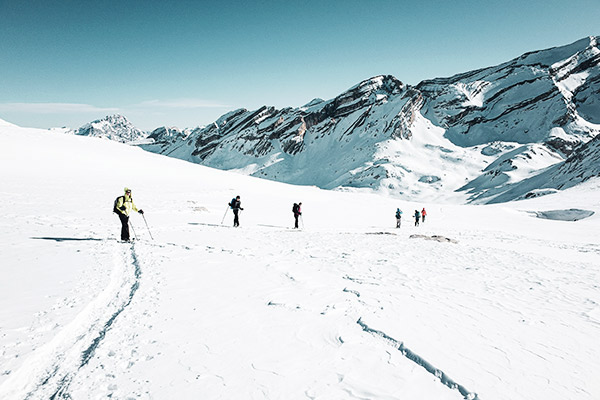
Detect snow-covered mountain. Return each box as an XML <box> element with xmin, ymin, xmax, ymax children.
<box><xmin>70</xmin><ymin>114</ymin><xmax>147</xmax><ymax>143</ymax></box>
<box><xmin>418</xmin><ymin>36</ymin><xmax>600</xmax><ymax>148</ymax></box>
<box><xmin>31</xmin><ymin>37</ymin><xmax>599</xmax><ymax>204</ymax></box>
<box><xmin>138</xmin><ymin>36</ymin><xmax>600</xmax><ymax>204</ymax></box>
<box><xmin>147</xmin><ymin>126</ymin><xmax>186</xmax><ymax>142</ymax></box>
<box><xmin>486</xmin><ymin>133</ymin><xmax>600</xmax><ymax>203</ymax></box>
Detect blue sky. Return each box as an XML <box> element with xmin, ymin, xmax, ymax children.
<box><xmin>1</xmin><ymin>0</ymin><xmax>599</xmax><ymax>130</ymax></box>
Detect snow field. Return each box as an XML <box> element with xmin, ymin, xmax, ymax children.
<box><xmin>1</xmin><ymin>126</ymin><xmax>600</xmax><ymax>399</ymax></box>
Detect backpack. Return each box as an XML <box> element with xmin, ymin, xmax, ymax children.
<box><xmin>229</xmin><ymin>198</ymin><xmax>236</xmax><ymax>209</ymax></box>
<box><xmin>396</xmin><ymin>210</ymin><xmax>402</xmax><ymax>218</ymax></box>
<box><xmin>293</xmin><ymin>203</ymin><xmax>299</xmax><ymax>213</ymax></box>
<box><xmin>113</xmin><ymin>196</ymin><xmax>124</xmax><ymax>214</ymax></box>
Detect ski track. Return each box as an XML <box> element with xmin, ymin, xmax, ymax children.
<box><xmin>187</xmin><ymin>225</ymin><xmax>482</xmax><ymax>398</ymax></box>
<box><xmin>0</xmin><ymin>242</ymin><xmax>143</xmax><ymax>400</ymax></box>
<box><xmin>2</xmin><ymin>220</ymin><xmax>599</xmax><ymax>399</ymax></box>
<box><xmin>356</xmin><ymin>318</ymin><xmax>479</xmax><ymax>400</ymax></box>
<box><xmin>218</xmin><ymin>224</ymin><xmax>599</xmax><ymax>400</ymax></box>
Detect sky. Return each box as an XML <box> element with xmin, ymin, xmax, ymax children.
<box><xmin>0</xmin><ymin>0</ymin><xmax>599</xmax><ymax>130</ymax></box>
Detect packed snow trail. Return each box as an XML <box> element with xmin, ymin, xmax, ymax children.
<box><xmin>0</xmin><ymin>243</ymin><xmax>143</xmax><ymax>400</ymax></box>
<box><xmin>52</xmin><ymin>243</ymin><xmax>142</xmax><ymax>399</ymax></box>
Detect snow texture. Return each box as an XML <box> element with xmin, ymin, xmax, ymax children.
<box><xmin>1</xmin><ymin>123</ymin><xmax>600</xmax><ymax>400</ymax></box>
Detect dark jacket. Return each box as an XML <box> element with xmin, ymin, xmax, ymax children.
<box><xmin>231</xmin><ymin>199</ymin><xmax>243</xmax><ymax>211</ymax></box>
<box><xmin>293</xmin><ymin>203</ymin><xmax>302</xmax><ymax>216</ymax></box>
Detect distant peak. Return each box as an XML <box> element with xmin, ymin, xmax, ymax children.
<box><xmin>348</xmin><ymin>75</ymin><xmax>404</xmax><ymax>96</ymax></box>
<box><xmin>303</xmin><ymin>98</ymin><xmax>325</xmax><ymax>108</ymax></box>
<box><xmin>72</xmin><ymin>113</ymin><xmax>145</xmax><ymax>143</ymax></box>
<box><xmin>101</xmin><ymin>114</ymin><xmax>130</xmax><ymax>123</ymax></box>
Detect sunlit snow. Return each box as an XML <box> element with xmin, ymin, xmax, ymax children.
<box><xmin>1</xmin><ymin>123</ymin><xmax>599</xmax><ymax>400</ymax></box>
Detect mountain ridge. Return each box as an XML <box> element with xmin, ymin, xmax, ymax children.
<box><xmin>17</xmin><ymin>36</ymin><xmax>600</xmax><ymax>204</ymax></box>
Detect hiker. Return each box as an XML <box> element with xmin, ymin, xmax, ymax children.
<box><xmin>395</xmin><ymin>208</ymin><xmax>403</xmax><ymax>228</ymax></box>
<box><xmin>229</xmin><ymin>195</ymin><xmax>243</xmax><ymax>227</ymax></box>
<box><xmin>114</xmin><ymin>187</ymin><xmax>144</xmax><ymax>241</ymax></box>
<box><xmin>421</xmin><ymin>208</ymin><xmax>427</xmax><ymax>223</ymax></box>
<box><xmin>293</xmin><ymin>202</ymin><xmax>302</xmax><ymax>229</ymax></box>
<box><xmin>414</xmin><ymin>209</ymin><xmax>420</xmax><ymax>227</ymax></box>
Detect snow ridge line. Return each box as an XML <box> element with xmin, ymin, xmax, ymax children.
<box><xmin>0</xmin><ymin>243</ymin><xmax>142</xmax><ymax>400</ymax></box>
<box><xmin>356</xmin><ymin>318</ymin><xmax>480</xmax><ymax>400</ymax></box>
<box><xmin>49</xmin><ymin>245</ymin><xmax>143</xmax><ymax>399</ymax></box>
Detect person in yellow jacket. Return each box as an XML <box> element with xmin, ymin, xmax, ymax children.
<box><xmin>115</xmin><ymin>187</ymin><xmax>144</xmax><ymax>241</ymax></box>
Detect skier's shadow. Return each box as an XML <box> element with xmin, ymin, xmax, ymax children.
<box><xmin>31</xmin><ymin>237</ymin><xmax>104</xmax><ymax>242</ymax></box>
<box><xmin>188</xmin><ymin>222</ymin><xmax>224</xmax><ymax>227</ymax></box>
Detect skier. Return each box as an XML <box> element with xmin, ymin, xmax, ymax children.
<box><xmin>114</xmin><ymin>187</ymin><xmax>144</xmax><ymax>241</ymax></box>
<box><xmin>421</xmin><ymin>207</ymin><xmax>427</xmax><ymax>223</ymax></box>
<box><xmin>229</xmin><ymin>195</ymin><xmax>243</xmax><ymax>227</ymax></box>
<box><xmin>414</xmin><ymin>209</ymin><xmax>420</xmax><ymax>227</ymax></box>
<box><xmin>293</xmin><ymin>202</ymin><xmax>302</xmax><ymax>229</ymax></box>
<box><xmin>395</xmin><ymin>208</ymin><xmax>403</xmax><ymax>228</ymax></box>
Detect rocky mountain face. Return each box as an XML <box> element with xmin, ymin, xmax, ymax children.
<box><xmin>70</xmin><ymin>114</ymin><xmax>147</xmax><ymax>143</ymax></box>
<box><xmin>142</xmin><ymin>75</ymin><xmax>434</xmax><ymax>191</ymax></box>
<box><xmin>488</xmin><ymin>133</ymin><xmax>600</xmax><ymax>203</ymax></box>
<box><xmin>71</xmin><ymin>37</ymin><xmax>600</xmax><ymax>204</ymax></box>
<box><xmin>422</xmin><ymin>36</ymin><xmax>600</xmax><ymax>203</ymax></box>
<box><xmin>137</xmin><ymin>36</ymin><xmax>599</xmax><ymax>203</ymax></box>
<box><xmin>418</xmin><ymin>37</ymin><xmax>599</xmax><ymax>150</ymax></box>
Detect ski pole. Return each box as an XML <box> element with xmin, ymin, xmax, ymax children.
<box><xmin>129</xmin><ymin>220</ymin><xmax>138</xmax><ymax>241</ymax></box>
<box><xmin>142</xmin><ymin>214</ymin><xmax>154</xmax><ymax>240</ymax></box>
<box><xmin>300</xmin><ymin>215</ymin><xmax>305</xmax><ymax>229</ymax></box>
<box><xmin>221</xmin><ymin>206</ymin><xmax>229</xmax><ymax>224</ymax></box>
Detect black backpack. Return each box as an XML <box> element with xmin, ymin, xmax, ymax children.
<box><xmin>229</xmin><ymin>198</ymin><xmax>236</xmax><ymax>209</ymax></box>
<box><xmin>113</xmin><ymin>196</ymin><xmax>124</xmax><ymax>214</ymax></box>
<box><xmin>292</xmin><ymin>203</ymin><xmax>299</xmax><ymax>213</ymax></box>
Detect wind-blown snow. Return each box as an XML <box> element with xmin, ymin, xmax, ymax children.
<box><xmin>1</xmin><ymin>124</ymin><xmax>599</xmax><ymax>400</ymax></box>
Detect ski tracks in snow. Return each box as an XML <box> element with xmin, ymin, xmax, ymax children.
<box><xmin>0</xmin><ymin>241</ymin><xmax>145</xmax><ymax>400</ymax></box>
<box><xmin>240</xmin><ymin>225</ymin><xmax>600</xmax><ymax>400</ymax></box>
<box><xmin>246</xmin><ymin>227</ymin><xmax>477</xmax><ymax>399</ymax></box>
<box><xmin>357</xmin><ymin>318</ymin><xmax>479</xmax><ymax>400</ymax></box>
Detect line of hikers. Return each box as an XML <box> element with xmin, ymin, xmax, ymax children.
<box><xmin>114</xmin><ymin>187</ymin><xmax>426</xmax><ymax>241</ymax></box>
<box><xmin>226</xmin><ymin>196</ymin><xmax>302</xmax><ymax>229</ymax></box>
<box><xmin>395</xmin><ymin>207</ymin><xmax>427</xmax><ymax>228</ymax></box>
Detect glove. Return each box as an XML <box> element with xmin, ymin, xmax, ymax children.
<box><xmin>138</xmin><ymin>209</ymin><xmax>144</xmax><ymax>214</ymax></box>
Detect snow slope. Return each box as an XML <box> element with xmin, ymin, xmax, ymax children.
<box><xmin>1</xmin><ymin>124</ymin><xmax>600</xmax><ymax>400</ymax></box>
<box><xmin>0</xmin><ymin>118</ymin><xmax>18</xmax><ymax>127</ymax></box>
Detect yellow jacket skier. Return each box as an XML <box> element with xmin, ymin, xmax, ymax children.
<box><xmin>114</xmin><ymin>187</ymin><xmax>143</xmax><ymax>241</ymax></box>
